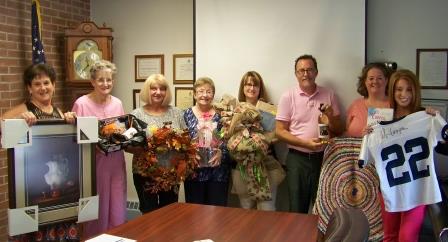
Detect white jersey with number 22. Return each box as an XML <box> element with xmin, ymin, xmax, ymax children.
<box><xmin>359</xmin><ymin>111</ymin><xmax>447</xmax><ymax>212</ymax></box>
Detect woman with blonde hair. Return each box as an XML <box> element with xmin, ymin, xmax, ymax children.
<box><xmin>127</xmin><ymin>74</ymin><xmax>186</xmax><ymax>213</ymax></box>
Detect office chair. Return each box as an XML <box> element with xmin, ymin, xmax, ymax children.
<box><xmin>323</xmin><ymin>207</ymin><xmax>370</xmax><ymax>242</ymax></box>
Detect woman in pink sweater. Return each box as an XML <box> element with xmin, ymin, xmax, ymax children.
<box><xmin>345</xmin><ymin>63</ymin><xmax>391</xmax><ymax>137</ymax></box>
<box><xmin>72</xmin><ymin>60</ymin><xmax>126</xmax><ymax>238</ymax></box>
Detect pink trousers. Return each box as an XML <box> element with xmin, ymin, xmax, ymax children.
<box><xmin>379</xmin><ymin>194</ymin><xmax>425</xmax><ymax>242</ymax></box>
<box><xmin>84</xmin><ymin>151</ymin><xmax>127</xmax><ymax>238</ymax></box>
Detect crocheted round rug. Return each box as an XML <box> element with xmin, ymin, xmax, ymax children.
<box><xmin>313</xmin><ymin>137</ymin><xmax>383</xmax><ymax>241</ymax></box>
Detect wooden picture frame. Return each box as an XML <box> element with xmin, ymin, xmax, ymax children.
<box><xmin>135</xmin><ymin>54</ymin><xmax>164</xmax><ymax>82</ymax></box>
<box><xmin>173</xmin><ymin>54</ymin><xmax>194</xmax><ymax>84</ymax></box>
<box><xmin>175</xmin><ymin>87</ymin><xmax>194</xmax><ymax>110</ymax></box>
<box><xmin>7</xmin><ymin>122</ymin><xmax>95</xmax><ymax>225</ymax></box>
<box><xmin>132</xmin><ymin>89</ymin><xmax>144</xmax><ymax>109</ymax></box>
<box><xmin>416</xmin><ymin>49</ymin><xmax>448</xmax><ymax>89</ymax></box>
<box><xmin>422</xmin><ymin>98</ymin><xmax>448</xmax><ymax>120</ymax></box>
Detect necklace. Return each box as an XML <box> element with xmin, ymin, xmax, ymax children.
<box><xmin>31</xmin><ymin>100</ymin><xmax>53</xmax><ymax>114</ymax></box>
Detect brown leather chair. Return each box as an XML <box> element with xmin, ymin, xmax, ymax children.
<box><xmin>428</xmin><ymin>152</ymin><xmax>448</xmax><ymax>241</ymax></box>
<box><xmin>427</xmin><ymin>180</ymin><xmax>448</xmax><ymax>241</ymax></box>
<box><xmin>440</xmin><ymin>227</ymin><xmax>448</xmax><ymax>242</ymax></box>
<box><xmin>323</xmin><ymin>207</ymin><xmax>370</xmax><ymax>242</ymax></box>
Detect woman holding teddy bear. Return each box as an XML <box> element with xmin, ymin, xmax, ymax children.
<box><xmin>231</xmin><ymin>71</ymin><xmax>285</xmax><ymax>211</ymax></box>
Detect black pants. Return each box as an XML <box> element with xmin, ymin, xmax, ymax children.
<box><xmin>133</xmin><ymin>173</ymin><xmax>178</xmax><ymax>214</ymax></box>
<box><xmin>184</xmin><ymin>180</ymin><xmax>229</xmax><ymax>206</ymax></box>
<box><xmin>286</xmin><ymin>149</ymin><xmax>323</xmax><ymax>213</ymax></box>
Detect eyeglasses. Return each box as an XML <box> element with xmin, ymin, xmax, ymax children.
<box><xmin>196</xmin><ymin>89</ymin><xmax>214</xmax><ymax>96</ymax></box>
<box><xmin>95</xmin><ymin>78</ymin><xmax>113</xmax><ymax>84</ymax></box>
<box><xmin>296</xmin><ymin>68</ymin><xmax>316</xmax><ymax>75</ymax></box>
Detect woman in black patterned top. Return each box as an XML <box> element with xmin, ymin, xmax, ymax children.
<box><xmin>1</xmin><ymin>64</ymin><xmax>76</xmax><ymax>124</ymax></box>
<box><xmin>1</xmin><ymin>64</ymin><xmax>77</xmax><ymax>241</ymax></box>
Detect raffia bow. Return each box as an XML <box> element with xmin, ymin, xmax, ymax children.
<box><xmin>226</xmin><ymin>102</ymin><xmax>272</xmax><ymax>201</ymax></box>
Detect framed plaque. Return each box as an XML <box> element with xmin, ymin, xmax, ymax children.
<box><xmin>173</xmin><ymin>54</ymin><xmax>194</xmax><ymax>84</ymax></box>
<box><xmin>175</xmin><ymin>87</ymin><xmax>194</xmax><ymax>110</ymax></box>
<box><xmin>135</xmin><ymin>54</ymin><xmax>164</xmax><ymax>82</ymax></box>
<box><xmin>416</xmin><ymin>49</ymin><xmax>448</xmax><ymax>89</ymax></box>
<box><xmin>132</xmin><ymin>89</ymin><xmax>144</xmax><ymax>109</ymax></box>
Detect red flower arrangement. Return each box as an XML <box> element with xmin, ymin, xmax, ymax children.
<box><xmin>135</xmin><ymin>124</ymin><xmax>198</xmax><ymax>193</ymax></box>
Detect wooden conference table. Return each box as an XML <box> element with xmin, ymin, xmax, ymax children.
<box><xmin>105</xmin><ymin>202</ymin><xmax>318</xmax><ymax>242</ymax></box>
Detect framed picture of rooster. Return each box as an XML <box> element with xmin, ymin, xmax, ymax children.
<box><xmin>7</xmin><ymin>121</ymin><xmax>95</xmax><ymax>225</ymax></box>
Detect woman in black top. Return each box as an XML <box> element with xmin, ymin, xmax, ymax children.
<box><xmin>1</xmin><ymin>65</ymin><xmax>77</xmax><ymax>241</ymax></box>
<box><xmin>1</xmin><ymin>63</ymin><xmax>75</xmax><ymax>124</ymax></box>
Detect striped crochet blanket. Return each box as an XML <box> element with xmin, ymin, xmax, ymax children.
<box><xmin>312</xmin><ymin>137</ymin><xmax>383</xmax><ymax>241</ymax></box>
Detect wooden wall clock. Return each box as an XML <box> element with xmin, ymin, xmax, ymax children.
<box><xmin>65</xmin><ymin>21</ymin><xmax>113</xmax><ymax>87</ymax></box>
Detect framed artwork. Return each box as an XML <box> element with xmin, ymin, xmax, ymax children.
<box><xmin>173</xmin><ymin>54</ymin><xmax>194</xmax><ymax>84</ymax></box>
<box><xmin>8</xmin><ymin>122</ymin><xmax>95</xmax><ymax>225</ymax></box>
<box><xmin>135</xmin><ymin>54</ymin><xmax>164</xmax><ymax>82</ymax></box>
<box><xmin>422</xmin><ymin>98</ymin><xmax>448</xmax><ymax>120</ymax></box>
<box><xmin>133</xmin><ymin>89</ymin><xmax>145</xmax><ymax>109</ymax></box>
<box><xmin>416</xmin><ymin>49</ymin><xmax>448</xmax><ymax>89</ymax></box>
<box><xmin>175</xmin><ymin>87</ymin><xmax>194</xmax><ymax>110</ymax></box>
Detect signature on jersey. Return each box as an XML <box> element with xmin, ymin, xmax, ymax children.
<box><xmin>380</xmin><ymin>126</ymin><xmax>408</xmax><ymax>140</ymax></box>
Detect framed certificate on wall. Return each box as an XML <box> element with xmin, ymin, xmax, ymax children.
<box><xmin>417</xmin><ymin>49</ymin><xmax>448</xmax><ymax>89</ymax></box>
<box><xmin>175</xmin><ymin>87</ymin><xmax>194</xmax><ymax>110</ymax></box>
<box><xmin>173</xmin><ymin>54</ymin><xmax>194</xmax><ymax>84</ymax></box>
<box><xmin>135</xmin><ymin>55</ymin><xmax>164</xmax><ymax>82</ymax></box>
<box><xmin>132</xmin><ymin>89</ymin><xmax>145</xmax><ymax>109</ymax></box>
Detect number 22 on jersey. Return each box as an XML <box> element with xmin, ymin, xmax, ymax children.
<box><xmin>382</xmin><ymin>137</ymin><xmax>430</xmax><ymax>187</ymax></box>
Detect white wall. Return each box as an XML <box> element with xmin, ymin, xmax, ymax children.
<box><xmin>91</xmin><ymin>0</ymin><xmax>193</xmax><ymax>201</ymax></box>
<box><xmin>367</xmin><ymin>0</ymin><xmax>448</xmax><ymax>99</ymax></box>
<box><xmin>91</xmin><ymin>0</ymin><xmax>365</xmax><ymax>203</ymax></box>
<box><xmin>195</xmin><ymin>0</ymin><xmax>366</xmax><ymax>112</ymax></box>
<box><xmin>91</xmin><ymin>0</ymin><xmax>193</xmax><ymax>113</ymax></box>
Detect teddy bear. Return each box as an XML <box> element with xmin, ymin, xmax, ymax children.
<box><xmin>213</xmin><ymin>94</ymin><xmax>238</xmax><ymax>139</ymax></box>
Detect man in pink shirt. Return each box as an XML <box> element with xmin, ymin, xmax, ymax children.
<box><xmin>276</xmin><ymin>54</ymin><xmax>344</xmax><ymax>213</ymax></box>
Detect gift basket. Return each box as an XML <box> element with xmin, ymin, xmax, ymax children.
<box><xmin>194</xmin><ymin>115</ymin><xmax>223</xmax><ymax>167</ymax></box>
<box><xmin>98</xmin><ymin>114</ymin><xmax>148</xmax><ymax>154</ymax></box>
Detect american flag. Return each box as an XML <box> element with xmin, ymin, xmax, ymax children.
<box><xmin>31</xmin><ymin>0</ymin><xmax>46</xmax><ymax>64</ymax></box>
